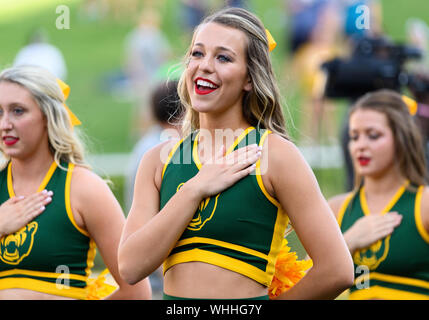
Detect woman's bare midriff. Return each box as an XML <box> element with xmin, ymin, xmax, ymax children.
<box><xmin>0</xmin><ymin>288</ymin><xmax>75</xmax><ymax>300</ymax></box>
<box><xmin>163</xmin><ymin>262</ymin><xmax>267</xmax><ymax>299</ymax></box>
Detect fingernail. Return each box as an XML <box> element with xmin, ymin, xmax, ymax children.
<box><xmin>42</xmin><ymin>190</ymin><xmax>48</xmax><ymax>194</ymax></box>
<box><xmin>40</xmin><ymin>206</ymin><xmax>45</xmax><ymax>210</ymax></box>
<box><xmin>46</xmin><ymin>197</ymin><xmax>52</xmax><ymax>202</ymax></box>
<box><xmin>47</xmin><ymin>191</ymin><xmax>53</xmax><ymax>196</ymax></box>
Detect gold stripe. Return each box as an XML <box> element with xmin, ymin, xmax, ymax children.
<box><xmin>192</xmin><ymin>126</ymin><xmax>256</xmax><ymax>170</ymax></box>
<box><xmin>7</xmin><ymin>162</ymin><xmax>13</xmax><ymax>197</ymax></box>
<box><xmin>192</xmin><ymin>132</ymin><xmax>202</xmax><ymax>170</ymax></box>
<box><xmin>336</xmin><ymin>192</ymin><xmax>355</xmax><ymax>227</ymax></box>
<box><xmin>174</xmin><ymin>237</ymin><xmax>269</xmax><ymax>260</ymax></box>
<box><xmin>266</xmin><ymin>207</ymin><xmax>288</xmax><ymax>279</ymax></box>
<box><xmin>355</xmin><ymin>272</ymin><xmax>429</xmax><ymax>290</ymax></box>
<box><xmin>37</xmin><ymin>161</ymin><xmax>58</xmax><ymax>192</ymax></box>
<box><xmin>7</xmin><ymin>160</ymin><xmax>58</xmax><ymax>197</ymax></box>
<box><xmin>415</xmin><ymin>185</ymin><xmax>429</xmax><ymax>244</ymax></box>
<box><xmin>255</xmin><ymin>130</ymin><xmax>280</xmax><ymax>208</ymax></box>
<box><xmin>254</xmin><ymin>130</ymin><xmax>288</xmax><ymax>278</ymax></box>
<box><xmin>0</xmin><ymin>277</ymin><xmax>88</xmax><ymax>300</ymax></box>
<box><xmin>360</xmin><ymin>180</ymin><xmax>409</xmax><ymax>216</ymax></box>
<box><xmin>64</xmin><ymin>163</ymin><xmax>96</xmax><ymax>279</ymax></box>
<box><xmin>349</xmin><ymin>285</ymin><xmax>429</xmax><ymax>300</ymax></box>
<box><xmin>64</xmin><ymin>163</ymin><xmax>89</xmax><ymax>237</ymax></box>
<box><xmin>161</xmin><ymin>139</ymin><xmax>184</xmax><ymax>180</ymax></box>
<box><xmin>225</xmin><ymin>126</ymin><xmax>255</xmax><ymax>155</ymax></box>
<box><xmin>163</xmin><ymin>249</ymin><xmax>271</xmax><ymax>286</ymax></box>
<box><xmin>0</xmin><ymin>268</ymin><xmax>88</xmax><ymax>282</ymax></box>
<box><xmin>85</xmin><ymin>239</ymin><xmax>97</xmax><ymax>279</ymax></box>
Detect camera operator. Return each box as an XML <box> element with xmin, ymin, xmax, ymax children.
<box><xmin>322</xmin><ymin>34</ymin><xmax>423</xmax><ymax>190</ymax></box>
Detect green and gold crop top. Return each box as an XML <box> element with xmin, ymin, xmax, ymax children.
<box><xmin>0</xmin><ymin>161</ymin><xmax>96</xmax><ymax>299</ymax></box>
<box><xmin>159</xmin><ymin>127</ymin><xmax>289</xmax><ymax>287</ymax></box>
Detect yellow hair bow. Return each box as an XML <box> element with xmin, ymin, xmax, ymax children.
<box><xmin>265</xmin><ymin>29</ymin><xmax>277</xmax><ymax>52</ymax></box>
<box><xmin>402</xmin><ymin>95</ymin><xmax>418</xmax><ymax>116</ymax></box>
<box><xmin>56</xmin><ymin>79</ymin><xmax>82</xmax><ymax>127</ymax></box>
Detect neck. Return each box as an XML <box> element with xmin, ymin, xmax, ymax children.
<box><xmin>363</xmin><ymin>165</ymin><xmax>407</xmax><ymax>195</ymax></box>
<box><xmin>198</xmin><ymin>109</ymin><xmax>250</xmax><ymax>135</ymax></box>
<box><xmin>11</xmin><ymin>149</ymin><xmax>55</xmax><ymax>186</ymax></box>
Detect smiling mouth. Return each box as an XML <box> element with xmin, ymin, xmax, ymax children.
<box><xmin>195</xmin><ymin>78</ymin><xmax>219</xmax><ymax>95</ymax></box>
<box><xmin>3</xmin><ymin>137</ymin><xmax>19</xmax><ymax>146</ymax></box>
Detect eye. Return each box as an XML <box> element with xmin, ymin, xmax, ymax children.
<box><xmin>13</xmin><ymin>107</ymin><xmax>24</xmax><ymax>115</ymax></box>
<box><xmin>217</xmin><ymin>54</ymin><xmax>232</xmax><ymax>63</ymax></box>
<box><xmin>368</xmin><ymin>133</ymin><xmax>380</xmax><ymax>140</ymax></box>
<box><xmin>191</xmin><ymin>50</ymin><xmax>203</xmax><ymax>58</ymax></box>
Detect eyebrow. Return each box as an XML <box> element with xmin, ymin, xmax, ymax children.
<box><xmin>349</xmin><ymin>127</ymin><xmax>383</xmax><ymax>133</ymax></box>
<box><xmin>193</xmin><ymin>43</ymin><xmax>237</xmax><ymax>56</ymax></box>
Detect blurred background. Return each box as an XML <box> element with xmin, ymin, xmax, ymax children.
<box><xmin>1</xmin><ymin>0</ymin><xmax>428</xmax><ymax>296</ymax></box>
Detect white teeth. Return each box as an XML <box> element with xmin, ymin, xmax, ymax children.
<box><xmin>196</xmin><ymin>79</ymin><xmax>218</xmax><ymax>89</ymax></box>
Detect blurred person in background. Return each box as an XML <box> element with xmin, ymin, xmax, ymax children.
<box><xmin>180</xmin><ymin>0</ymin><xmax>210</xmax><ymax>33</ymax></box>
<box><xmin>329</xmin><ymin>89</ymin><xmax>429</xmax><ymax>300</ymax></box>
<box><xmin>0</xmin><ymin>66</ymin><xmax>151</xmax><ymax>300</ymax></box>
<box><xmin>124</xmin><ymin>5</ymin><xmax>172</xmax><ymax>136</ymax></box>
<box><xmin>14</xmin><ymin>28</ymin><xmax>67</xmax><ymax>81</ymax></box>
<box><xmin>125</xmin><ymin>80</ymin><xmax>183</xmax><ymax>212</ymax></box>
<box><xmin>287</xmin><ymin>0</ymin><xmax>344</xmax><ymax>145</ymax></box>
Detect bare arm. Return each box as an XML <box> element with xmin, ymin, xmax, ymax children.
<box><xmin>71</xmin><ymin>167</ymin><xmax>151</xmax><ymax>300</ymax></box>
<box><xmin>118</xmin><ymin>142</ymin><xmax>261</xmax><ymax>285</ymax></box>
<box><xmin>266</xmin><ymin>135</ymin><xmax>354</xmax><ymax>300</ymax></box>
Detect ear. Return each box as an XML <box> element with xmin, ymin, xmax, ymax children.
<box><xmin>244</xmin><ymin>75</ymin><xmax>252</xmax><ymax>92</ymax></box>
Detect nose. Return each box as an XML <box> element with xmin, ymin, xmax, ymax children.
<box><xmin>0</xmin><ymin>113</ymin><xmax>13</xmax><ymax>131</ymax></box>
<box><xmin>199</xmin><ymin>55</ymin><xmax>215</xmax><ymax>73</ymax></box>
<box><xmin>349</xmin><ymin>136</ymin><xmax>368</xmax><ymax>153</ymax></box>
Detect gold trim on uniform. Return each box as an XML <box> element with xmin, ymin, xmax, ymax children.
<box><xmin>415</xmin><ymin>186</ymin><xmax>429</xmax><ymax>244</ymax></box>
<box><xmin>164</xmin><ymin>249</ymin><xmax>271</xmax><ymax>286</ymax></box>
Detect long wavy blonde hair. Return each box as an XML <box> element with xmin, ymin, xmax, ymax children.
<box><xmin>177</xmin><ymin>7</ymin><xmax>289</xmax><ymax>139</ymax></box>
<box><xmin>0</xmin><ymin>65</ymin><xmax>90</xmax><ymax>170</ymax></box>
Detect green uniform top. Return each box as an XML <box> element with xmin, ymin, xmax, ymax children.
<box><xmin>337</xmin><ymin>181</ymin><xmax>429</xmax><ymax>299</ymax></box>
<box><xmin>0</xmin><ymin>161</ymin><xmax>96</xmax><ymax>299</ymax></box>
<box><xmin>160</xmin><ymin>127</ymin><xmax>289</xmax><ymax>287</ymax></box>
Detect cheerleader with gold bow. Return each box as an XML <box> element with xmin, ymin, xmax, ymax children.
<box><xmin>119</xmin><ymin>7</ymin><xmax>353</xmax><ymax>300</ymax></box>
<box><xmin>329</xmin><ymin>89</ymin><xmax>429</xmax><ymax>300</ymax></box>
<box><xmin>0</xmin><ymin>65</ymin><xmax>151</xmax><ymax>300</ymax></box>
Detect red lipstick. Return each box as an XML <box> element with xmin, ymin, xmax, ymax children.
<box><xmin>358</xmin><ymin>156</ymin><xmax>370</xmax><ymax>166</ymax></box>
<box><xmin>3</xmin><ymin>136</ymin><xmax>19</xmax><ymax>146</ymax></box>
<box><xmin>194</xmin><ymin>77</ymin><xmax>219</xmax><ymax>95</ymax></box>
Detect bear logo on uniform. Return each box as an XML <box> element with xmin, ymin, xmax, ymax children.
<box><xmin>353</xmin><ymin>235</ymin><xmax>391</xmax><ymax>270</ymax></box>
<box><xmin>176</xmin><ymin>183</ymin><xmax>220</xmax><ymax>231</ymax></box>
<box><xmin>0</xmin><ymin>222</ymin><xmax>38</xmax><ymax>265</ymax></box>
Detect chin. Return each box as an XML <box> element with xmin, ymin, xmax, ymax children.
<box><xmin>190</xmin><ymin>103</ymin><xmax>216</xmax><ymax>114</ymax></box>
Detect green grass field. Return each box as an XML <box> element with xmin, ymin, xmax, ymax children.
<box><xmin>1</xmin><ymin>0</ymin><xmax>428</xmax><ymax>268</ymax></box>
